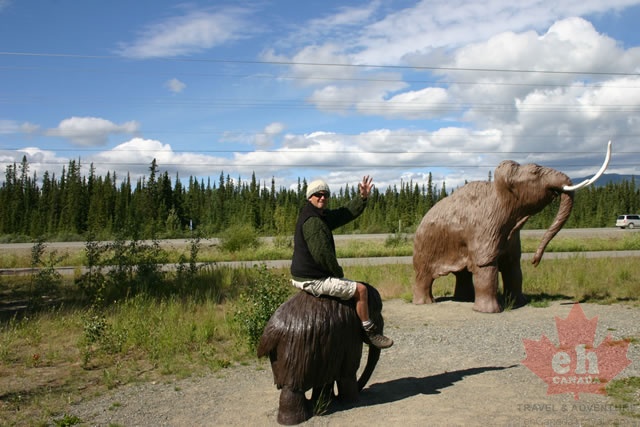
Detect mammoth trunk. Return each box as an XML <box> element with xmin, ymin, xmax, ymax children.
<box><xmin>532</xmin><ymin>191</ymin><xmax>574</xmax><ymax>266</ymax></box>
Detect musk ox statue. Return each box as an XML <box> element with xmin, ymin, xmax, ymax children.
<box><xmin>257</xmin><ymin>282</ymin><xmax>384</xmax><ymax>425</ymax></box>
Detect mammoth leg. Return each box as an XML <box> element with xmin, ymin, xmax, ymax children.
<box><xmin>336</xmin><ymin>376</ymin><xmax>359</xmax><ymax>403</ymax></box>
<box><xmin>499</xmin><ymin>258</ymin><xmax>528</xmax><ymax>309</ymax></box>
<box><xmin>278</xmin><ymin>386</ymin><xmax>312</xmax><ymax>425</ymax></box>
<box><xmin>499</xmin><ymin>234</ymin><xmax>527</xmax><ymax>309</ymax></box>
<box><xmin>472</xmin><ymin>265</ymin><xmax>501</xmax><ymax>313</ymax></box>
<box><xmin>453</xmin><ymin>269</ymin><xmax>474</xmax><ymax>302</ymax></box>
<box><xmin>310</xmin><ymin>383</ymin><xmax>335</xmax><ymax>416</ymax></box>
<box><xmin>311</xmin><ymin>383</ymin><xmax>334</xmax><ymax>402</ymax></box>
<box><xmin>413</xmin><ymin>252</ymin><xmax>436</xmax><ymax>304</ymax></box>
<box><xmin>413</xmin><ymin>271</ymin><xmax>435</xmax><ymax>304</ymax></box>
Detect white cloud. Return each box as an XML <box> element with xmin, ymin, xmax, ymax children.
<box><xmin>266</xmin><ymin>11</ymin><xmax>639</xmax><ymax>181</ymax></box>
<box><xmin>0</xmin><ymin>120</ymin><xmax>39</xmax><ymax>135</ymax></box>
<box><xmin>98</xmin><ymin>138</ymin><xmax>174</xmax><ymax>163</ymax></box>
<box><xmin>352</xmin><ymin>0</ymin><xmax>640</xmax><ymax>65</ymax></box>
<box><xmin>253</xmin><ymin>122</ymin><xmax>286</xmax><ymax>148</ymax></box>
<box><xmin>46</xmin><ymin>117</ymin><xmax>139</xmax><ymax>146</ymax></box>
<box><xmin>89</xmin><ymin>138</ymin><xmax>228</xmax><ymax>181</ymax></box>
<box><xmin>304</xmin><ymin>70</ymin><xmax>408</xmax><ymax>115</ymax></box>
<box><xmin>309</xmin><ymin>2</ymin><xmax>379</xmax><ymax>29</ymax></box>
<box><xmin>263</xmin><ymin>44</ymin><xmax>360</xmax><ymax>85</ymax></box>
<box><xmin>117</xmin><ymin>7</ymin><xmax>254</xmax><ymax>58</ymax></box>
<box><xmin>439</xmin><ymin>18</ymin><xmax>640</xmax><ymax>161</ymax></box>
<box><xmin>165</xmin><ymin>78</ymin><xmax>186</xmax><ymax>93</ymax></box>
<box><xmin>217</xmin><ymin>122</ymin><xmax>287</xmax><ymax>149</ymax></box>
<box><xmin>282</xmin><ymin>1</ymin><xmax>380</xmax><ymax>48</ymax></box>
<box><xmin>450</xmin><ymin>18</ymin><xmax>623</xmax><ymax>81</ymax></box>
<box><xmin>265</xmin><ymin>122</ymin><xmax>285</xmax><ymax>134</ymax></box>
<box><xmin>268</xmin><ymin>2</ymin><xmax>640</xmax><ymax>126</ymax></box>
<box><xmin>360</xmin><ymin>86</ymin><xmax>450</xmax><ymax>119</ymax></box>
<box><xmin>0</xmin><ymin>147</ymin><xmax>69</xmax><ymax>178</ymax></box>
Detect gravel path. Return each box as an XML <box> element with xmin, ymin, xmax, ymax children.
<box><xmin>66</xmin><ymin>299</ymin><xmax>640</xmax><ymax>426</ymax></box>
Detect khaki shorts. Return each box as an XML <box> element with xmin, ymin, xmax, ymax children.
<box><xmin>291</xmin><ymin>277</ymin><xmax>357</xmax><ymax>300</ymax></box>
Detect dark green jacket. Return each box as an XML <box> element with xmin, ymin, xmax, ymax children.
<box><xmin>291</xmin><ymin>197</ymin><xmax>367</xmax><ymax>280</ymax></box>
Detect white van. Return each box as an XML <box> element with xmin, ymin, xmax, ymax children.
<box><xmin>616</xmin><ymin>214</ymin><xmax>640</xmax><ymax>229</ymax></box>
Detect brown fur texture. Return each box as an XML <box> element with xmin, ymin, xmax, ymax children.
<box><xmin>413</xmin><ymin>160</ymin><xmax>574</xmax><ymax>313</ymax></box>
<box><xmin>258</xmin><ymin>283</ymin><xmax>383</xmax><ymax>425</ymax></box>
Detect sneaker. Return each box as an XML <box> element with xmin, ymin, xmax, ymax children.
<box><xmin>364</xmin><ymin>325</ymin><xmax>393</xmax><ymax>349</ymax></box>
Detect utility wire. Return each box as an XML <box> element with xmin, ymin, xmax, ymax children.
<box><xmin>1</xmin><ymin>51</ymin><xmax>639</xmax><ymax>76</ymax></box>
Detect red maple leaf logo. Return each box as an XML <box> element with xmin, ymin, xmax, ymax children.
<box><xmin>522</xmin><ymin>303</ymin><xmax>632</xmax><ymax>399</ymax></box>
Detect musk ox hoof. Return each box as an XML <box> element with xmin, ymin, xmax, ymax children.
<box><xmin>277</xmin><ymin>387</ymin><xmax>312</xmax><ymax>425</ymax></box>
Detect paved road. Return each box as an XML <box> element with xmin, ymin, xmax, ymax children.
<box><xmin>0</xmin><ymin>227</ymin><xmax>637</xmax><ymax>251</ymax></box>
<box><xmin>1</xmin><ymin>228</ymin><xmax>638</xmax><ymax>276</ymax></box>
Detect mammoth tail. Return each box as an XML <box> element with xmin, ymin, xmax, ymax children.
<box><xmin>257</xmin><ymin>300</ymin><xmax>288</xmax><ymax>358</ymax></box>
<box><xmin>256</xmin><ymin>325</ymin><xmax>277</xmax><ymax>358</ymax></box>
<box><xmin>357</xmin><ymin>345</ymin><xmax>381</xmax><ymax>390</ymax></box>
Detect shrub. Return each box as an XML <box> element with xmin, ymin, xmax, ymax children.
<box><xmin>272</xmin><ymin>234</ymin><xmax>292</xmax><ymax>250</ymax></box>
<box><xmin>29</xmin><ymin>237</ymin><xmax>66</xmax><ymax>300</ymax></box>
<box><xmin>233</xmin><ymin>264</ymin><xmax>293</xmax><ymax>351</ymax></box>
<box><xmin>384</xmin><ymin>232</ymin><xmax>410</xmax><ymax>248</ymax></box>
<box><xmin>75</xmin><ymin>235</ymin><xmax>168</xmax><ymax>306</ymax></box>
<box><xmin>79</xmin><ymin>311</ymin><xmax>126</xmax><ymax>367</ymax></box>
<box><xmin>219</xmin><ymin>224</ymin><xmax>260</xmax><ymax>253</ymax></box>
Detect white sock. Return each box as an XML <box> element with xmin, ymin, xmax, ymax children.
<box><xmin>362</xmin><ymin>320</ymin><xmax>373</xmax><ymax>330</ymax></box>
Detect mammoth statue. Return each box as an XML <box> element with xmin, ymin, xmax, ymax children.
<box><xmin>413</xmin><ymin>142</ymin><xmax>612</xmax><ymax>313</ymax></box>
<box><xmin>257</xmin><ymin>282</ymin><xmax>384</xmax><ymax>425</ymax></box>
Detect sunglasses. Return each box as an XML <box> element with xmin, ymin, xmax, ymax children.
<box><xmin>312</xmin><ymin>192</ymin><xmax>329</xmax><ymax>199</ymax></box>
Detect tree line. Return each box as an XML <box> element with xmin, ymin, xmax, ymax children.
<box><xmin>0</xmin><ymin>157</ymin><xmax>638</xmax><ymax>241</ymax></box>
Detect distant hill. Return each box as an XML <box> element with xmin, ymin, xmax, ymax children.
<box><xmin>570</xmin><ymin>173</ymin><xmax>637</xmax><ymax>187</ymax></box>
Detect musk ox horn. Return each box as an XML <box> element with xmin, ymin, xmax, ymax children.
<box><xmin>562</xmin><ymin>140</ymin><xmax>612</xmax><ymax>191</ymax></box>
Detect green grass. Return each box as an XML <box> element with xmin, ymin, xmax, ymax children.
<box><xmin>1</xmin><ymin>231</ymin><xmax>639</xmax><ymax>269</ymax></box>
<box><xmin>606</xmin><ymin>377</ymin><xmax>640</xmax><ymax>418</ymax></box>
<box><xmin>522</xmin><ymin>233</ymin><xmax>640</xmax><ymax>253</ymax></box>
<box><xmin>520</xmin><ymin>256</ymin><xmax>640</xmax><ymax>305</ymax></box>
<box><xmin>85</xmin><ymin>294</ymin><xmax>241</xmax><ymax>374</ymax></box>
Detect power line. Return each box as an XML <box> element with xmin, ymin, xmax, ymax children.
<box><xmin>5</xmin><ymin>161</ymin><xmax>632</xmax><ymax>169</ymax></box>
<box><xmin>2</xmin><ymin>65</ymin><xmax>640</xmax><ymax>89</ymax></box>
<box><xmin>2</xmin><ymin>51</ymin><xmax>639</xmax><ymax>77</ymax></box>
<box><xmin>2</xmin><ymin>51</ymin><xmax>639</xmax><ymax>115</ymax></box>
<box><xmin>2</xmin><ymin>148</ymin><xmax>634</xmax><ymax>155</ymax></box>
<box><xmin>2</xmin><ymin>95</ymin><xmax>640</xmax><ymax>114</ymax></box>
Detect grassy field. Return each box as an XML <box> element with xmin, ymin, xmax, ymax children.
<box><xmin>1</xmin><ymin>231</ymin><xmax>640</xmax><ymax>269</ymax></box>
<box><xmin>0</xmin><ymin>234</ymin><xmax>639</xmax><ymax>425</ymax></box>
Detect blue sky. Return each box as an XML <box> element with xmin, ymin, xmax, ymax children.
<box><xmin>1</xmin><ymin>0</ymin><xmax>640</xmax><ymax>192</ymax></box>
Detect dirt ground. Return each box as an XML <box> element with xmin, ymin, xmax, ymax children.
<box><xmin>65</xmin><ymin>298</ymin><xmax>640</xmax><ymax>426</ymax></box>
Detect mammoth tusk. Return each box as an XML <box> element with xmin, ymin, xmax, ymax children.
<box><xmin>562</xmin><ymin>140</ymin><xmax>612</xmax><ymax>191</ymax></box>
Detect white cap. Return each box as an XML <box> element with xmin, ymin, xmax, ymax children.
<box><xmin>306</xmin><ymin>179</ymin><xmax>330</xmax><ymax>199</ymax></box>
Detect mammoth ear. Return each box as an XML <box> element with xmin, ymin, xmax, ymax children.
<box><xmin>494</xmin><ymin>160</ymin><xmax>519</xmax><ymax>193</ymax></box>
